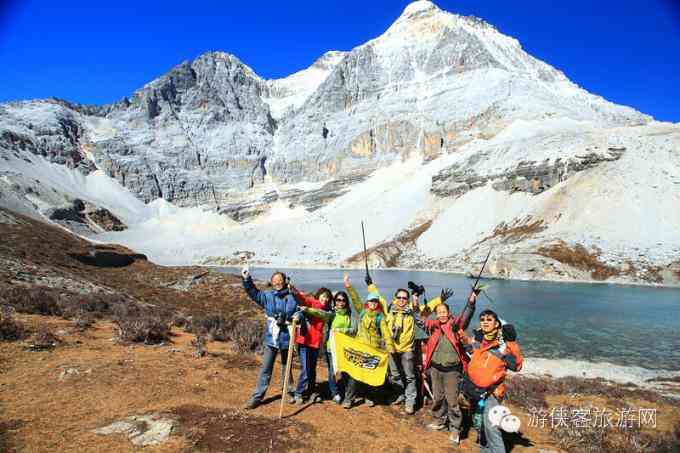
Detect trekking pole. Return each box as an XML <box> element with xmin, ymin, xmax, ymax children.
<box><xmin>361</xmin><ymin>221</ymin><xmax>369</xmax><ymax>277</ymax></box>
<box><xmin>472</xmin><ymin>248</ymin><xmax>493</xmax><ymax>294</ymax></box>
<box><xmin>279</xmin><ymin>318</ymin><xmax>298</xmax><ymax>419</ymax></box>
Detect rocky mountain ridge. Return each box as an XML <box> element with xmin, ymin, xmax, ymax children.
<box><xmin>1</xmin><ymin>0</ymin><xmax>678</xmax><ymax>286</ymax></box>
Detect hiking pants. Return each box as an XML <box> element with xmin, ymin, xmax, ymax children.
<box><xmin>388</xmin><ymin>351</ymin><xmax>417</xmax><ymax>406</ymax></box>
<box><xmin>344</xmin><ymin>377</ymin><xmax>380</xmax><ymax>403</ymax></box>
<box><xmin>252</xmin><ymin>344</ymin><xmax>294</xmax><ymax>401</ymax></box>
<box><xmin>325</xmin><ymin>349</ymin><xmax>344</xmax><ymax>398</ymax></box>
<box><xmin>430</xmin><ymin>366</ymin><xmax>463</xmax><ymax>432</ymax></box>
<box><xmin>481</xmin><ymin>395</ymin><xmax>506</xmax><ymax>453</ymax></box>
<box><xmin>295</xmin><ymin>345</ymin><xmax>319</xmax><ymax>397</ymax></box>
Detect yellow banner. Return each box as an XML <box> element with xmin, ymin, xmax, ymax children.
<box><xmin>330</xmin><ymin>331</ymin><xmax>388</xmax><ymax>387</ymax></box>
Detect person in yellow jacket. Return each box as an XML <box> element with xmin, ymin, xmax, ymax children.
<box><xmin>342</xmin><ymin>273</ymin><xmax>394</xmax><ymax>408</ymax></box>
<box><xmin>385</xmin><ymin>286</ymin><xmax>420</xmax><ymax>414</ymax></box>
<box><xmin>374</xmin><ymin>283</ymin><xmax>457</xmax><ymax>415</ymax></box>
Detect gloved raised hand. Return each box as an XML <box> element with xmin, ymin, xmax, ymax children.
<box><xmin>241</xmin><ymin>265</ymin><xmax>250</xmax><ymax>280</ymax></box>
<box><xmin>440</xmin><ymin>288</ymin><xmax>453</xmax><ymax>303</ymax></box>
<box><xmin>501</xmin><ymin>324</ymin><xmax>517</xmax><ymax>342</ymax></box>
<box><xmin>365</xmin><ymin>272</ymin><xmax>373</xmax><ymax>286</ymax></box>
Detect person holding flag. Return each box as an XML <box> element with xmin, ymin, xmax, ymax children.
<box><xmin>340</xmin><ymin>272</ymin><xmax>394</xmax><ymax>409</ymax></box>
<box><xmin>296</xmin><ymin>289</ymin><xmax>356</xmax><ymax>404</ymax></box>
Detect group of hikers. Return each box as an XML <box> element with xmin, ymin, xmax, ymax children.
<box><xmin>240</xmin><ymin>266</ymin><xmax>523</xmax><ymax>453</ymax></box>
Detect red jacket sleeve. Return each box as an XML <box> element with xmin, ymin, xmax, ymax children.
<box><xmin>291</xmin><ymin>287</ymin><xmax>323</xmax><ymax>309</ymax></box>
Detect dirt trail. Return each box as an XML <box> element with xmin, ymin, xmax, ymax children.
<box><xmin>0</xmin><ymin>315</ymin><xmax>564</xmax><ymax>452</ymax></box>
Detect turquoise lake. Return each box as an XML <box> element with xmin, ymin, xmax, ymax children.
<box><xmin>219</xmin><ymin>267</ymin><xmax>680</xmax><ymax>372</ymax></box>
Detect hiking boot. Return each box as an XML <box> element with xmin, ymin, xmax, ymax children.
<box><xmin>332</xmin><ymin>394</ymin><xmax>343</xmax><ymax>404</ymax></box>
<box><xmin>426</xmin><ymin>422</ymin><xmax>447</xmax><ymax>431</ymax></box>
<box><xmin>294</xmin><ymin>395</ymin><xmax>305</xmax><ymax>405</ymax></box>
<box><xmin>365</xmin><ymin>398</ymin><xmax>375</xmax><ymax>407</ymax></box>
<box><xmin>404</xmin><ymin>404</ymin><xmax>415</xmax><ymax>415</ymax></box>
<box><xmin>449</xmin><ymin>430</ymin><xmax>460</xmax><ymax>445</ymax></box>
<box><xmin>287</xmin><ymin>394</ymin><xmax>297</xmax><ymax>404</ymax></box>
<box><xmin>342</xmin><ymin>398</ymin><xmax>353</xmax><ymax>409</ymax></box>
<box><xmin>310</xmin><ymin>392</ymin><xmax>322</xmax><ymax>403</ymax></box>
<box><xmin>244</xmin><ymin>398</ymin><xmax>261</xmax><ymax>410</ymax></box>
<box><xmin>391</xmin><ymin>394</ymin><xmax>406</xmax><ymax>405</ymax></box>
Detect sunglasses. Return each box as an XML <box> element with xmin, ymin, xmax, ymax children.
<box><xmin>335</xmin><ymin>297</ymin><xmax>347</xmax><ymax>302</ymax></box>
<box><xmin>480</xmin><ymin>317</ymin><xmax>496</xmax><ymax>322</ymax></box>
<box><xmin>395</xmin><ymin>296</ymin><xmax>409</xmax><ymax>300</ymax></box>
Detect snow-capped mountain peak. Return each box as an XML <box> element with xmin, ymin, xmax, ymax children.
<box><xmin>400</xmin><ymin>0</ymin><xmax>440</xmax><ymax>19</ymax></box>
<box><xmin>1</xmin><ymin>0</ymin><xmax>678</xmax><ymax>287</ymax></box>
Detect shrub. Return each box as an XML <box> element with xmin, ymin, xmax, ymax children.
<box><xmin>3</xmin><ymin>286</ymin><xmax>135</xmax><ymax>321</ymax></box>
<box><xmin>0</xmin><ymin>306</ymin><xmax>26</xmax><ymax>341</ymax></box>
<box><xmin>29</xmin><ymin>325</ymin><xmax>61</xmax><ymax>350</ymax></box>
<box><xmin>172</xmin><ymin>313</ymin><xmax>192</xmax><ymax>330</ymax></box>
<box><xmin>60</xmin><ymin>292</ymin><xmax>134</xmax><ymax>319</ymax></box>
<box><xmin>4</xmin><ymin>287</ymin><xmax>62</xmax><ymax>316</ymax></box>
<box><xmin>72</xmin><ymin>311</ymin><xmax>95</xmax><ymax>331</ymax></box>
<box><xmin>506</xmin><ymin>375</ymin><xmax>672</xmax><ymax>411</ymax></box>
<box><xmin>231</xmin><ymin>319</ymin><xmax>263</xmax><ymax>353</ymax></box>
<box><xmin>113</xmin><ymin>315</ymin><xmax>170</xmax><ymax>344</ymax></box>
<box><xmin>191</xmin><ymin>334</ymin><xmax>206</xmax><ymax>358</ymax></box>
<box><xmin>189</xmin><ymin>314</ymin><xmax>232</xmax><ymax>342</ymax></box>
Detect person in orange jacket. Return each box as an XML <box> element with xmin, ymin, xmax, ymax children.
<box><xmin>459</xmin><ymin>309</ymin><xmax>522</xmax><ymax>453</ymax></box>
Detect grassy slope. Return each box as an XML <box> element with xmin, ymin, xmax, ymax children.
<box><xmin>0</xmin><ymin>208</ymin><xmax>678</xmax><ymax>452</ymax></box>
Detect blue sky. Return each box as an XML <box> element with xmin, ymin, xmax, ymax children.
<box><xmin>1</xmin><ymin>0</ymin><xmax>679</xmax><ymax>121</ymax></box>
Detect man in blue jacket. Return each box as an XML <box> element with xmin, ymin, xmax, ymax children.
<box><xmin>242</xmin><ymin>267</ymin><xmax>299</xmax><ymax>409</ymax></box>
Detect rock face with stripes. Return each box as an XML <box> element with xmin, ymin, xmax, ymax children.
<box><xmin>2</xmin><ymin>1</ymin><xmax>679</xmax><ymax>286</ymax></box>
<box><xmin>0</xmin><ymin>1</ymin><xmax>647</xmax><ymax>210</ymax></box>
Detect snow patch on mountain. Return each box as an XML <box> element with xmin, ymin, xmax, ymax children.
<box><xmin>263</xmin><ymin>51</ymin><xmax>347</xmax><ymax>119</ymax></box>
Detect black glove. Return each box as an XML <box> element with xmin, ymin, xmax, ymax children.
<box><xmin>502</xmin><ymin>353</ymin><xmax>518</xmax><ymax>371</ymax></box>
<box><xmin>440</xmin><ymin>288</ymin><xmax>453</xmax><ymax>303</ymax></box>
<box><xmin>502</xmin><ymin>324</ymin><xmax>517</xmax><ymax>342</ymax></box>
<box><xmin>408</xmin><ymin>281</ymin><xmax>425</xmax><ymax>297</ymax></box>
<box><xmin>365</xmin><ymin>273</ymin><xmax>373</xmax><ymax>286</ymax></box>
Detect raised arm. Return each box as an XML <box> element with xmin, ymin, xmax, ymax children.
<box><xmin>419</xmin><ymin>296</ymin><xmax>441</xmax><ymax>316</ymax></box>
<box><xmin>454</xmin><ymin>292</ymin><xmax>477</xmax><ymax>330</ymax></box>
<box><xmin>344</xmin><ymin>273</ymin><xmax>364</xmax><ymax>313</ymax></box>
<box><xmin>241</xmin><ymin>267</ymin><xmax>266</xmax><ymax>308</ymax></box>
<box><xmin>412</xmin><ymin>295</ymin><xmax>425</xmax><ymax>329</ymax></box>
<box><xmin>289</xmin><ymin>284</ymin><xmax>319</xmax><ymax>308</ymax></box>
<box><xmin>301</xmin><ymin>306</ymin><xmax>334</xmax><ymax>322</ymax></box>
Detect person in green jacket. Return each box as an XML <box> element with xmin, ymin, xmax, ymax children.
<box><xmin>300</xmin><ymin>290</ymin><xmax>356</xmax><ymax>404</ymax></box>
<box><xmin>342</xmin><ymin>273</ymin><xmax>394</xmax><ymax>409</ymax></box>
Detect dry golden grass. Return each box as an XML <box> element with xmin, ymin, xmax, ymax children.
<box><xmin>537</xmin><ymin>241</ymin><xmax>620</xmax><ymax>281</ymax></box>
<box><xmin>0</xmin><ymin>315</ymin><xmax>564</xmax><ymax>453</ymax></box>
<box><xmin>345</xmin><ymin>220</ymin><xmax>433</xmax><ymax>267</ymax></box>
<box><xmin>476</xmin><ymin>216</ymin><xmax>548</xmax><ymax>245</ymax></box>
